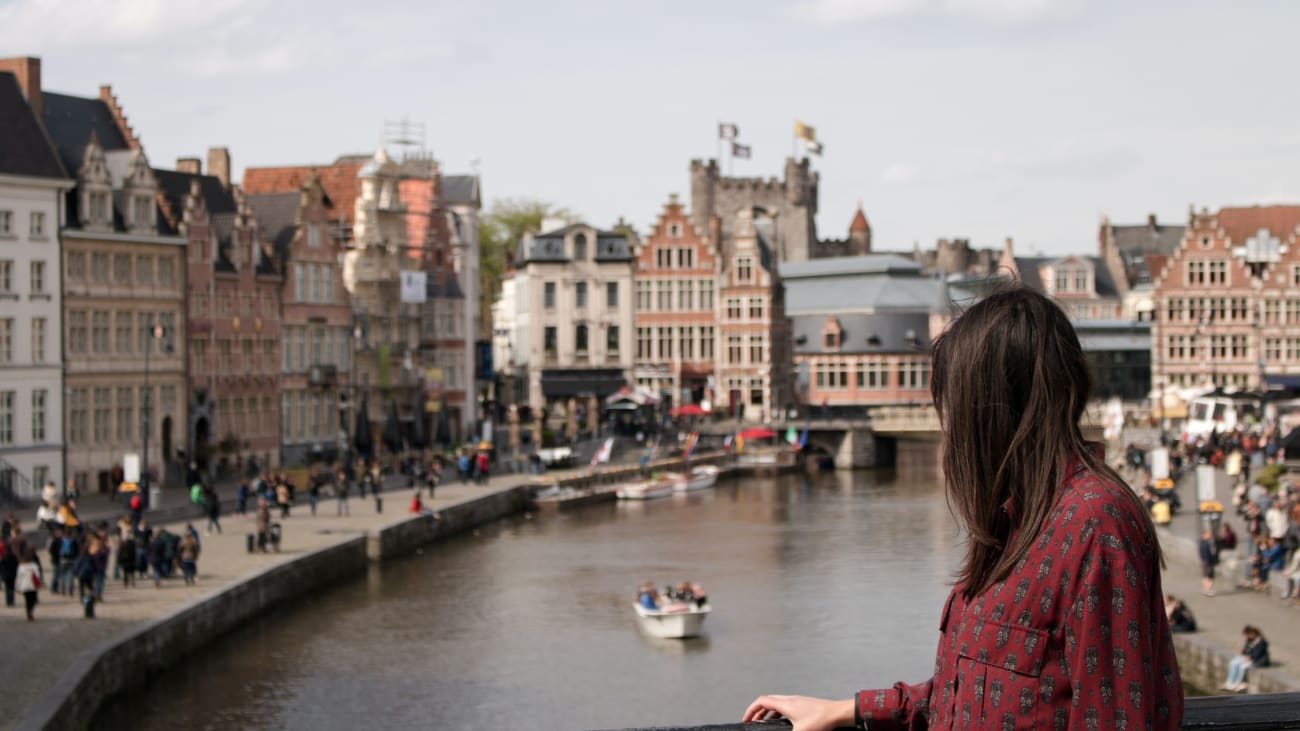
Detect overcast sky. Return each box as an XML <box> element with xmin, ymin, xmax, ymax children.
<box><xmin>4</xmin><ymin>0</ymin><xmax>1296</xmax><ymax>255</ymax></box>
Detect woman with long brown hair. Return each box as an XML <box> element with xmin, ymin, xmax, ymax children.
<box><xmin>744</xmin><ymin>286</ymin><xmax>1182</xmax><ymax>730</ymax></box>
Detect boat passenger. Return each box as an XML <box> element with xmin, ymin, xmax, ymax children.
<box><xmin>690</xmin><ymin>582</ymin><xmax>707</xmax><ymax>609</ymax></box>
<box><xmin>637</xmin><ymin>581</ymin><xmax>659</xmax><ymax>610</ymax></box>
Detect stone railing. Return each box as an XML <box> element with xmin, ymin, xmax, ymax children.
<box><xmin>595</xmin><ymin>692</ymin><xmax>1300</xmax><ymax>730</ymax></box>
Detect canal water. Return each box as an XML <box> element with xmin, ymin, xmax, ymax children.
<box><xmin>98</xmin><ymin>444</ymin><xmax>961</xmax><ymax>730</ymax></box>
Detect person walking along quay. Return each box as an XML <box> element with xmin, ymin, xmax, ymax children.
<box><xmin>744</xmin><ymin>286</ymin><xmax>1183</xmax><ymax>730</ymax></box>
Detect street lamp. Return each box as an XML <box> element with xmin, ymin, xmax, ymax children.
<box><xmin>141</xmin><ymin>323</ymin><xmax>171</xmax><ymax>501</ymax></box>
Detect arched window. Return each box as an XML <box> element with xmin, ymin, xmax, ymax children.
<box><xmin>574</xmin><ymin>233</ymin><xmax>588</xmax><ymax>260</ymax></box>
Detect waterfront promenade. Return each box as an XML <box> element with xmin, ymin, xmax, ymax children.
<box><xmin>0</xmin><ymin>471</ymin><xmax>534</xmax><ymax>727</ymax></box>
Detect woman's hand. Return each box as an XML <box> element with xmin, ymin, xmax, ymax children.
<box><xmin>742</xmin><ymin>695</ymin><xmax>855</xmax><ymax>731</ymax></box>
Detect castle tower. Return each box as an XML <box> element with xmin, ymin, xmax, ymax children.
<box><xmin>849</xmin><ymin>203</ymin><xmax>871</xmax><ymax>254</ymax></box>
<box><xmin>687</xmin><ymin>156</ymin><xmax>819</xmax><ymax>263</ymax></box>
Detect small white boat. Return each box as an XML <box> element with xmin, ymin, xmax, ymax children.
<box><xmin>633</xmin><ymin>601</ymin><xmax>711</xmax><ymax>638</ymax></box>
<box><xmin>616</xmin><ymin>478</ymin><xmax>677</xmax><ymax>500</ymax></box>
<box><xmin>674</xmin><ymin>465</ymin><xmax>719</xmax><ymax>492</ymax></box>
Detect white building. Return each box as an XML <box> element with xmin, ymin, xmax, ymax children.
<box><xmin>443</xmin><ymin>174</ymin><xmax>482</xmax><ymax>434</ymax></box>
<box><xmin>509</xmin><ymin>223</ymin><xmax>636</xmax><ymax>434</ymax></box>
<box><xmin>0</xmin><ymin>67</ymin><xmax>72</xmax><ymax>498</ymax></box>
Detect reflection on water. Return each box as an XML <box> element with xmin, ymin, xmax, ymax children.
<box><xmin>97</xmin><ymin>443</ymin><xmax>958</xmax><ymax>730</ymax></box>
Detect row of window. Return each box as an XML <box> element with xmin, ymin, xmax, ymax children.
<box><xmin>191</xmin><ymin>290</ymin><xmax>280</xmax><ymax>319</ymax></box>
<box><xmin>0</xmin><ymin>390</ymin><xmax>46</xmax><ymax>446</ymax></box>
<box><xmin>1164</xmin><ymin>297</ymin><xmax>1300</xmax><ymax>325</ymax></box>
<box><xmin>0</xmin><ymin>260</ymin><xmax>50</xmax><ymax>296</ymax></box>
<box><xmin>281</xmin><ymin>391</ymin><xmax>338</xmax><ymax>443</ymax></box>
<box><xmin>542</xmin><ymin>281</ymin><xmax>620</xmax><ymax>310</ymax></box>
<box><xmin>293</xmin><ymin>262</ymin><xmax>337</xmax><ymax>304</ymax></box>
<box><xmin>280</xmin><ymin>326</ymin><xmax>350</xmax><ymax>374</ymax></box>
<box><xmin>1051</xmin><ymin>269</ymin><xmax>1092</xmax><ymax>294</ymax></box>
<box><xmin>1185</xmin><ymin>260</ymin><xmax>1229</xmax><ymax>286</ymax></box>
<box><xmin>651</xmin><ymin>247</ymin><xmax>697</xmax><ymax>270</ymax></box>
<box><xmin>634</xmin><ymin>279</ymin><xmax>716</xmax><ymax>313</ymax></box>
<box><xmin>191</xmin><ymin>336</ymin><xmax>279</xmax><ymax>376</ymax></box>
<box><xmin>216</xmin><ymin>395</ymin><xmax>277</xmax><ymax>442</ymax></box>
<box><xmin>723</xmin><ymin>296</ymin><xmax>766</xmax><ymax>321</ymax></box>
<box><xmin>0</xmin><ymin>318</ymin><xmax>47</xmax><ymax>364</ymax></box>
<box><xmin>722</xmin><ymin>376</ymin><xmax>767</xmax><ymax>407</ymax></box>
<box><xmin>66</xmin><ymin>310</ymin><xmax>177</xmax><ymax>357</ymax></box>
<box><xmin>67</xmin><ymin>251</ymin><xmax>178</xmax><ymax>288</ymax></box>
<box><xmin>542</xmin><ymin>325</ymin><xmax>620</xmax><ymax>357</ymax></box>
<box><xmin>0</xmin><ymin>210</ymin><xmax>46</xmax><ymax>238</ymax></box>
<box><xmin>633</xmin><ymin>326</ymin><xmax>718</xmax><ymax>362</ymax></box>
<box><xmin>66</xmin><ymin>385</ymin><xmax>178</xmax><ymax>446</ymax></box>
<box><xmin>812</xmin><ymin>359</ymin><xmax>931</xmax><ymax>390</ymax></box>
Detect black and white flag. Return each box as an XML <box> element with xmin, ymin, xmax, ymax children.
<box><xmin>732</xmin><ymin>142</ymin><xmax>752</xmax><ymax>159</ymax></box>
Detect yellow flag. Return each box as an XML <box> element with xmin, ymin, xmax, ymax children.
<box><xmin>794</xmin><ymin>120</ymin><xmax>816</xmax><ymax>141</ymax></box>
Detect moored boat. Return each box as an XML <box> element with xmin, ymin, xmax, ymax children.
<box><xmin>674</xmin><ymin>464</ymin><xmax>719</xmax><ymax>492</ymax></box>
<box><xmin>633</xmin><ymin>601</ymin><xmax>711</xmax><ymax>639</ymax></box>
<box><xmin>616</xmin><ymin>477</ymin><xmax>677</xmax><ymax>500</ymax></box>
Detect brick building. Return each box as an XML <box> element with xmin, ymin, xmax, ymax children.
<box><xmin>632</xmin><ymin>195</ymin><xmax>719</xmax><ymax>408</ymax></box>
<box><xmin>246</xmin><ymin>176</ymin><xmax>351</xmax><ymax>466</ymax></box>
<box><xmin>1152</xmin><ymin>204</ymin><xmax>1300</xmax><ymax>391</ymax></box>
<box><xmin>715</xmin><ymin>209</ymin><xmax>792</xmax><ymax>421</ymax></box>
<box><xmin>783</xmin><ymin>255</ymin><xmax>948</xmax><ymax>412</ymax></box>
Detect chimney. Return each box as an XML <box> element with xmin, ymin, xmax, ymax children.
<box><xmin>1147</xmin><ymin>213</ymin><xmax>1157</xmax><ymax>229</ymax></box>
<box><xmin>176</xmin><ymin>157</ymin><xmax>202</xmax><ymax>175</ymax></box>
<box><xmin>0</xmin><ymin>56</ymin><xmax>42</xmax><ymax>118</ymax></box>
<box><xmin>207</xmin><ymin>146</ymin><xmax>231</xmax><ymax>187</ymax></box>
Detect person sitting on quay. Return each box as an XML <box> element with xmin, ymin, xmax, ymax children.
<box><xmin>57</xmin><ymin>499</ymin><xmax>81</xmax><ymax>536</ymax></box>
<box><xmin>256</xmin><ymin>498</ymin><xmax>272</xmax><ymax>552</ymax></box>
<box><xmin>35</xmin><ymin>497</ymin><xmax>60</xmax><ymax>532</ymax></box>
<box><xmin>1163</xmin><ymin>594</ymin><xmax>1197</xmax><ymax>633</ymax></box>
<box><xmin>1221</xmin><ymin>625</ymin><xmax>1270</xmax><ymax>693</ymax></box>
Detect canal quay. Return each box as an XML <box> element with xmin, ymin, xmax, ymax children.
<box><xmin>5</xmin><ymin>444</ymin><xmax>1300</xmax><ymax>731</ymax></box>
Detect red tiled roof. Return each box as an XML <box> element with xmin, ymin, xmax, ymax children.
<box><xmin>1215</xmin><ymin>205</ymin><xmax>1300</xmax><ymax>244</ymax></box>
<box><xmin>242</xmin><ymin>160</ymin><xmax>363</xmax><ymax>224</ymax></box>
<box><xmin>850</xmin><ymin>205</ymin><xmax>870</xmax><ymax>233</ymax></box>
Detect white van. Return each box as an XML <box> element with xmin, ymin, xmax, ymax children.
<box><xmin>1184</xmin><ymin>395</ymin><xmax>1259</xmax><ymax>441</ymax></box>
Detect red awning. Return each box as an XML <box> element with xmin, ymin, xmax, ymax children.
<box><xmin>738</xmin><ymin>427</ymin><xmax>776</xmax><ymax>439</ymax></box>
<box><xmin>670</xmin><ymin>403</ymin><xmax>709</xmax><ymax>416</ymax></box>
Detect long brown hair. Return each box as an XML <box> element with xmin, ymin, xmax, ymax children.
<box><xmin>931</xmin><ymin>284</ymin><xmax>1155</xmax><ymax>597</ymax></box>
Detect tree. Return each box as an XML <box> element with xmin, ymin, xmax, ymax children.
<box><xmin>478</xmin><ymin>198</ymin><xmax>576</xmax><ymax>338</ymax></box>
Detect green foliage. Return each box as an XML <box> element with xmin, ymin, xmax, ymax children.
<box><xmin>1256</xmin><ymin>463</ymin><xmax>1287</xmax><ymax>492</ymax></box>
<box><xmin>479</xmin><ymin>198</ymin><xmax>576</xmax><ymax>337</ymax></box>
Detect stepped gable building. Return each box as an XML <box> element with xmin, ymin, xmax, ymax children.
<box><xmin>632</xmin><ymin>194</ymin><xmax>719</xmax><ymax>407</ymax></box>
<box><xmin>32</xmin><ymin>74</ymin><xmax>188</xmax><ymax>492</ymax></box>
<box><xmin>689</xmin><ymin>157</ymin><xmax>819</xmax><ymax>263</ymax></box>
<box><xmin>509</xmin><ymin>221</ymin><xmax>636</xmax><ymax>435</ymax></box>
<box><xmin>1152</xmin><ymin>204</ymin><xmax>1300</xmax><ymax>391</ymax></box>
<box><xmin>1098</xmin><ymin>213</ymin><xmax>1185</xmax><ymax>320</ymax></box>
<box><xmin>715</xmin><ymin>209</ymin><xmax>792</xmax><ymax>422</ymax></box>
<box><xmin>0</xmin><ymin>63</ymin><xmax>72</xmax><ymax>499</ymax></box>
<box><xmin>813</xmin><ymin>204</ymin><xmax>872</xmax><ymax>258</ymax></box>
<box><xmin>782</xmin><ymin>255</ymin><xmax>951</xmax><ymax>412</ymax></box>
<box><xmin>999</xmin><ymin>237</ymin><xmax>1123</xmax><ymax>320</ymax></box>
<box><xmin>156</xmin><ymin>152</ymin><xmax>279</xmax><ymax>474</ymax></box>
<box><xmin>246</xmin><ymin>177</ymin><xmax>353</xmax><ymax>465</ymax></box>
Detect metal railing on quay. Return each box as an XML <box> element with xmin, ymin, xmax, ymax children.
<box><xmin>593</xmin><ymin>693</ymin><xmax>1300</xmax><ymax>731</ymax></box>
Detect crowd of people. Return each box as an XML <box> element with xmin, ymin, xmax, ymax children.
<box><xmin>1135</xmin><ymin>422</ymin><xmax>1297</xmax><ymax>694</ymax></box>
<box><xmin>637</xmin><ymin>580</ymin><xmax>707</xmax><ymax>611</ymax></box>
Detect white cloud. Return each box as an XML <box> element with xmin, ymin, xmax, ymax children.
<box><xmin>0</xmin><ymin>0</ymin><xmax>253</xmax><ymax>49</ymax></box>
<box><xmin>794</xmin><ymin>0</ymin><xmax>1075</xmax><ymax>24</ymax></box>
<box><xmin>796</xmin><ymin>0</ymin><xmax>929</xmax><ymax>24</ymax></box>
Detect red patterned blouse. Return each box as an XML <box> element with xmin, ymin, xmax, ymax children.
<box><xmin>856</xmin><ymin>461</ymin><xmax>1183</xmax><ymax>730</ymax></box>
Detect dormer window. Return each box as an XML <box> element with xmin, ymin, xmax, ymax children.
<box><xmin>736</xmin><ymin>256</ymin><xmax>754</xmax><ymax>283</ymax></box>
<box><xmin>131</xmin><ymin>195</ymin><xmax>153</xmax><ymax>228</ymax></box>
<box><xmin>573</xmin><ymin>233</ymin><xmax>587</xmax><ymax>260</ymax></box>
<box><xmin>1200</xmin><ymin>236</ymin><xmax>1212</xmax><ymax>248</ymax></box>
<box><xmin>824</xmin><ymin>332</ymin><xmax>838</xmax><ymax>349</ymax></box>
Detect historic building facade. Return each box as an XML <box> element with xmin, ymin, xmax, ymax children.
<box><xmin>783</xmin><ymin>255</ymin><xmax>947</xmax><ymax>412</ymax></box>
<box><xmin>508</xmin><ymin>222</ymin><xmax>635</xmax><ymax>433</ymax></box>
<box><xmin>158</xmin><ymin>149</ymin><xmax>283</xmax><ymax>476</ymax></box>
<box><xmin>632</xmin><ymin>195</ymin><xmax>719</xmax><ymax>408</ymax></box>
<box><xmin>715</xmin><ymin>209</ymin><xmax>792</xmax><ymax>421</ymax></box>
<box><xmin>1000</xmin><ymin>237</ymin><xmax>1124</xmax><ymax>320</ymax></box>
<box><xmin>689</xmin><ymin>157</ymin><xmax>819</xmax><ymax>264</ymax></box>
<box><xmin>1152</xmin><ymin>205</ymin><xmax>1300</xmax><ymax>392</ymax></box>
<box><xmin>40</xmin><ymin>83</ymin><xmax>187</xmax><ymax>492</ymax></box>
<box><xmin>0</xmin><ymin>63</ymin><xmax>71</xmax><ymax>498</ymax></box>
